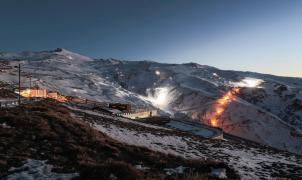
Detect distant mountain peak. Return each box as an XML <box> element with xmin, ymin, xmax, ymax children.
<box><xmin>53</xmin><ymin>48</ymin><xmax>64</xmax><ymax>52</ymax></box>
<box><xmin>0</xmin><ymin>48</ymin><xmax>93</xmax><ymax>62</ymax></box>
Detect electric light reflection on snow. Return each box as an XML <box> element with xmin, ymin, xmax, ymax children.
<box><xmin>207</xmin><ymin>77</ymin><xmax>264</xmax><ymax>127</ymax></box>
<box><xmin>231</xmin><ymin>77</ymin><xmax>264</xmax><ymax>88</ymax></box>
<box><xmin>146</xmin><ymin>87</ymin><xmax>169</xmax><ymax>109</ymax></box>
<box><xmin>144</xmin><ymin>86</ymin><xmax>180</xmax><ymax>114</ymax></box>
<box><xmin>208</xmin><ymin>87</ymin><xmax>240</xmax><ymax>127</ymax></box>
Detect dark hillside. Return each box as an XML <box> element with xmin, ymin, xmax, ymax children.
<box><xmin>0</xmin><ymin>100</ymin><xmax>238</xmax><ymax>179</ymax></box>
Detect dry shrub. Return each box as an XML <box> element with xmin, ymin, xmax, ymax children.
<box><xmin>75</xmin><ymin>161</ymin><xmax>144</xmax><ymax>180</ymax></box>
<box><xmin>0</xmin><ymin>100</ymin><xmax>240</xmax><ymax>179</ymax></box>
<box><xmin>27</xmin><ymin>105</ymin><xmax>49</xmax><ymax>112</ymax></box>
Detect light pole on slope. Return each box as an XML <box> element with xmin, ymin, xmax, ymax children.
<box><xmin>18</xmin><ymin>63</ymin><xmax>21</xmax><ymax>106</ymax></box>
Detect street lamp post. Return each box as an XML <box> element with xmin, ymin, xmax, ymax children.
<box><xmin>18</xmin><ymin>63</ymin><xmax>21</xmax><ymax>106</ymax></box>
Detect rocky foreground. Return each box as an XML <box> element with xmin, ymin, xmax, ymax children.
<box><xmin>0</xmin><ymin>100</ymin><xmax>239</xmax><ymax>180</ymax></box>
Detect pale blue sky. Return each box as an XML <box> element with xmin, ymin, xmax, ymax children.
<box><xmin>1</xmin><ymin>0</ymin><xmax>302</xmax><ymax>77</ymax></box>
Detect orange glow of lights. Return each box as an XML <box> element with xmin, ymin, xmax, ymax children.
<box><xmin>218</xmin><ymin>99</ymin><xmax>226</xmax><ymax>105</ymax></box>
<box><xmin>222</xmin><ymin>96</ymin><xmax>229</xmax><ymax>101</ymax></box>
<box><xmin>210</xmin><ymin>118</ymin><xmax>218</xmax><ymax>127</ymax></box>
<box><xmin>207</xmin><ymin>87</ymin><xmax>241</xmax><ymax>127</ymax></box>
<box><xmin>19</xmin><ymin>88</ymin><xmax>67</xmax><ymax>102</ymax></box>
<box><xmin>216</xmin><ymin>107</ymin><xmax>224</xmax><ymax>115</ymax></box>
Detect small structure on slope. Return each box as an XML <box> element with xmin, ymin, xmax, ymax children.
<box><xmin>18</xmin><ymin>86</ymin><xmax>67</xmax><ymax>102</ymax></box>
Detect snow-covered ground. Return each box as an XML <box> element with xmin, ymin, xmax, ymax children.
<box><xmin>6</xmin><ymin>159</ymin><xmax>78</xmax><ymax>180</ymax></box>
<box><xmin>75</xmin><ymin>108</ymin><xmax>302</xmax><ymax>179</ymax></box>
<box><xmin>0</xmin><ymin>122</ymin><xmax>13</xmax><ymax>129</ymax></box>
<box><xmin>67</xmin><ymin>105</ymin><xmax>170</xmax><ymax>131</ymax></box>
<box><xmin>166</xmin><ymin>120</ymin><xmax>222</xmax><ymax>138</ymax></box>
<box><xmin>1</xmin><ymin>48</ymin><xmax>302</xmax><ymax>155</ymax></box>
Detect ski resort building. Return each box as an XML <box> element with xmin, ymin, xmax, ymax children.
<box><xmin>19</xmin><ymin>87</ymin><xmax>47</xmax><ymax>98</ymax></box>
<box><xmin>47</xmin><ymin>91</ymin><xmax>67</xmax><ymax>102</ymax></box>
<box><xmin>19</xmin><ymin>87</ymin><xmax>67</xmax><ymax>102</ymax></box>
<box><xmin>29</xmin><ymin>88</ymin><xmax>47</xmax><ymax>98</ymax></box>
<box><xmin>120</xmin><ymin>110</ymin><xmax>158</xmax><ymax>119</ymax></box>
<box><xmin>109</xmin><ymin>103</ymin><xmax>131</xmax><ymax>112</ymax></box>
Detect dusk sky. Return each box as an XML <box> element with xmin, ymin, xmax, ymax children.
<box><xmin>1</xmin><ymin>0</ymin><xmax>302</xmax><ymax>77</ymax></box>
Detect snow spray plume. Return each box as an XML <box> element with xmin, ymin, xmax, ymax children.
<box><xmin>145</xmin><ymin>86</ymin><xmax>179</xmax><ymax>113</ymax></box>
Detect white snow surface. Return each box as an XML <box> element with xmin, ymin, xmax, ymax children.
<box><xmin>210</xmin><ymin>168</ymin><xmax>227</xmax><ymax>179</ymax></box>
<box><xmin>6</xmin><ymin>159</ymin><xmax>78</xmax><ymax>180</ymax></box>
<box><xmin>0</xmin><ymin>122</ymin><xmax>13</xmax><ymax>129</ymax></box>
<box><xmin>85</xmin><ymin>110</ymin><xmax>302</xmax><ymax>179</ymax></box>
<box><xmin>1</xmin><ymin>49</ymin><xmax>302</xmax><ymax>155</ymax></box>
<box><xmin>164</xmin><ymin>166</ymin><xmax>188</xmax><ymax>176</ymax></box>
<box><xmin>166</xmin><ymin>120</ymin><xmax>221</xmax><ymax>138</ymax></box>
<box><xmin>67</xmin><ymin>106</ymin><xmax>170</xmax><ymax>131</ymax></box>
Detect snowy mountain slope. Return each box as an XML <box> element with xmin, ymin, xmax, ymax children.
<box><xmin>0</xmin><ymin>49</ymin><xmax>302</xmax><ymax>155</ymax></box>
<box><xmin>0</xmin><ymin>50</ymin><xmax>152</xmax><ymax>108</ymax></box>
<box><xmin>90</xmin><ymin>58</ymin><xmax>302</xmax><ymax>155</ymax></box>
<box><xmin>238</xmin><ymin>82</ymin><xmax>302</xmax><ymax>132</ymax></box>
<box><xmin>0</xmin><ymin>48</ymin><xmax>92</xmax><ymax>62</ymax></box>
